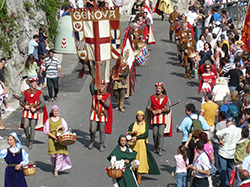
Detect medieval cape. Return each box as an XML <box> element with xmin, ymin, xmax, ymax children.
<box><xmin>145</xmin><ymin>96</ymin><xmax>173</xmax><ymax>137</ymax></box>
<box><xmin>20</xmin><ymin>90</ymin><xmax>48</xmax><ymax>131</ymax></box>
<box><xmin>153</xmin><ymin>0</ymin><xmax>173</xmax><ymax>15</ymax></box>
<box><xmin>107</xmin><ymin>145</ymin><xmax>138</xmax><ymax>187</ymax></box>
<box><xmin>128</xmin><ymin>122</ymin><xmax>160</xmax><ymax>175</ymax></box>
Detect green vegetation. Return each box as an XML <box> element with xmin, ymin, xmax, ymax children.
<box><xmin>39</xmin><ymin>0</ymin><xmax>68</xmax><ymax>43</ymax></box>
<box><xmin>23</xmin><ymin>1</ymin><xmax>35</xmax><ymax>11</ymax></box>
<box><xmin>0</xmin><ymin>0</ymin><xmax>18</xmax><ymax>58</ymax></box>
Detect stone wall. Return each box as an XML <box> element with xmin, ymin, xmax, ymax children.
<box><xmin>3</xmin><ymin>0</ymin><xmax>47</xmax><ymax>96</ymax></box>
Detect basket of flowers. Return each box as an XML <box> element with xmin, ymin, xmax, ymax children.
<box><xmin>105</xmin><ymin>166</ymin><xmax>125</xmax><ymax>178</ymax></box>
<box><xmin>23</xmin><ymin>161</ymin><xmax>36</xmax><ymax>176</ymax></box>
<box><xmin>126</xmin><ymin>132</ymin><xmax>137</xmax><ymax>146</ymax></box>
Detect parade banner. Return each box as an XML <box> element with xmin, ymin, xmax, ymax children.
<box><xmin>241</xmin><ymin>4</ymin><xmax>250</xmax><ymax>51</ymax></box>
<box><xmin>71</xmin><ymin>8</ymin><xmax>122</xmax><ymax>62</ymax></box>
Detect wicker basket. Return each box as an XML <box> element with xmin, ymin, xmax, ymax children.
<box><xmin>57</xmin><ymin>134</ymin><xmax>77</xmax><ymax>146</ymax></box>
<box><xmin>23</xmin><ymin>161</ymin><xmax>36</xmax><ymax>176</ymax></box>
<box><xmin>126</xmin><ymin>132</ymin><xmax>136</xmax><ymax>146</ymax></box>
<box><xmin>107</xmin><ymin>169</ymin><xmax>123</xmax><ymax>178</ymax></box>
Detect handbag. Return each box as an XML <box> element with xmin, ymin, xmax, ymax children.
<box><xmin>204</xmin><ymin>151</ymin><xmax>217</xmax><ymax>176</ymax></box>
<box><xmin>41</xmin><ymin>60</ymin><xmax>52</xmax><ymax>77</ymax></box>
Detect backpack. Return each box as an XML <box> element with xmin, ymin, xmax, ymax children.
<box><xmin>188</xmin><ymin>115</ymin><xmax>203</xmax><ymax>133</ymax></box>
<box><xmin>226</xmin><ymin>103</ymin><xmax>240</xmax><ymax>118</ymax></box>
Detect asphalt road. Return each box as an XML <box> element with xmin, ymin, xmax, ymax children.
<box><xmin>0</xmin><ymin>17</ymin><xmax>204</xmax><ymax>187</ymax></box>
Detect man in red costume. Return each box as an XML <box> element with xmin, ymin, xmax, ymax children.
<box><xmin>89</xmin><ymin>80</ymin><xmax>112</xmax><ymax>152</ymax></box>
<box><xmin>146</xmin><ymin>82</ymin><xmax>171</xmax><ymax>156</ymax></box>
<box><xmin>21</xmin><ymin>78</ymin><xmax>45</xmax><ymax>149</ymax></box>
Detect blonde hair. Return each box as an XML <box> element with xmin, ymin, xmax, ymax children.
<box><xmin>231</xmin><ymin>90</ymin><xmax>240</xmax><ymax>101</ymax></box>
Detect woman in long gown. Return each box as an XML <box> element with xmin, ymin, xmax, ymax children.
<box><xmin>44</xmin><ymin>105</ymin><xmax>72</xmax><ymax>177</ymax></box>
<box><xmin>0</xmin><ymin>132</ymin><xmax>29</xmax><ymax>187</ymax></box>
<box><xmin>107</xmin><ymin>134</ymin><xmax>139</xmax><ymax>187</ymax></box>
<box><xmin>128</xmin><ymin>110</ymin><xmax>160</xmax><ymax>184</ymax></box>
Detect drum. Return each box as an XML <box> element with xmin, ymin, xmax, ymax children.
<box><xmin>134</xmin><ymin>50</ymin><xmax>147</xmax><ymax>67</ymax></box>
<box><xmin>188</xmin><ymin>52</ymin><xmax>199</xmax><ymax>63</ymax></box>
<box><xmin>141</xmin><ymin>45</ymin><xmax>149</xmax><ymax>59</ymax></box>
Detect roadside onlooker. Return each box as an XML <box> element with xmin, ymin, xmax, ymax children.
<box><xmin>112</xmin><ymin>0</ymin><xmax>124</xmax><ymax>7</ymax></box>
<box><xmin>174</xmin><ymin>145</ymin><xmax>189</xmax><ymax>187</ymax></box>
<box><xmin>216</xmin><ymin>117</ymin><xmax>242</xmax><ymax>187</ymax></box>
<box><xmin>19</xmin><ymin>54</ymin><xmax>38</xmax><ymax>79</ymax></box>
<box><xmin>241</xmin><ymin>142</ymin><xmax>250</xmax><ymax>174</ymax></box>
<box><xmin>234</xmin><ymin>127</ymin><xmax>250</xmax><ymax>187</ymax></box>
<box><xmin>212</xmin><ymin>77</ymin><xmax>230</xmax><ymax>108</ymax></box>
<box><xmin>178</xmin><ymin>103</ymin><xmax>209</xmax><ymax>144</ymax></box>
<box><xmin>0</xmin><ymin>58</ymin><xmax>14</xmax><ymax>112</ymax></box>
<box><xmin>200</xmin><ymin>92</ymin><xmax>219</xmax><ymax>140</ymax></box>
<box><xmin>213</xmin><ymin>111</ymin><xmax>227</xmax><ymax>175</ymax></box>
<box><xmin>38</xmin><ymin>27</ymin><xmax>48</xmax><ymax>62</ymax></box>
<box><xmin>239</xmin><ymin>170</ymin><xmax>250</xmax><ymax>187</ymax></box>
<box><xmin>225</xmin><ymin>62</ymin><xmax>243</xmax><ymax>92</ymax></box>
<box><xmin>28</xmin><ymin>34</ymin><xmax>39</xmax><ymax>61</ymax></box>
<box><xmin>187</xmin><ymin>140</ymin><xmax>211</xmax><ymax>187</ymax></box>
<box><xmin>41</xmin><ymin>50</ymin><xmax>62</xmax><ymax>103</ymax></box>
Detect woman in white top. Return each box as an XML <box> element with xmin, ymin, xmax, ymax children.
<box><xmin>196</xmin><ymin>34</ymin><xmax>206</xmax><ymax>52</ymax></box>
<box><xmin>212</xmin><ymin>77</ymin><xmax>230</xmax><ymax>108</ymax></box>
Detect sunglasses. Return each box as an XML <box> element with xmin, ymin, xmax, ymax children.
<box><xmin>205</xmin><ymin>67</ymin><xmax>211</xmax><ymax>69</ymax></box>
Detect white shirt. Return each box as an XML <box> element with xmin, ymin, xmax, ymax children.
<box><xmin>242</xmin><ymin>153</ymin><xmax>250</xmax><ymax>174</ymax></box>
<box><xmin>185</xmin><ymin>11</ymin><xmax>198</xmax><ymax>26</ymax></box>
<box><xmin>216</xmin><ymin>125</ymin><xmax>242</xmax><ymax>159</ymax></box>
<box><xmin>196</xmin><ymin>40</ymin><xmax>206</xmax><ymax>52</ymax></box>
<box><xmin>193</xmin><ymin>152</ymin><xmax>211</xmax><ymax>178</ymax></box>
<box><xmin>212</xmin><ymin>84</ymin><xmax>230</xmax><ymax>101</ymax></box>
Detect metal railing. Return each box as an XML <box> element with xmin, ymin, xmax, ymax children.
<box><xmin>210</xmin><ymin>0</ymin><xmax>249</xmax><ymax>30</ymax></box>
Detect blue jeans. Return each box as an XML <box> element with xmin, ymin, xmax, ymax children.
<box><xmin>213</xmin><ymin>143</ymin><xmax>220</xmax><ymax>171</ymax></box>
<box><xmin>195</xmin><ymin>25</ymin><xmax>203</xmax><ymax>42</ymax></box>
<box><xmin>47</xmin><ymin>77</ymin><xmax>59</xmax><ymax>100</ymax></box>
<box><xmin>176</xmin><ymin>172</ymin><xmax>188</xmax><ymax>187</ymax></box>
<box><xmin>218</xmin><ymin>155</ymin><xmax>234</xmax><ymax>187</ymax></box>
<box><xmin>235</xmin><ymin>167</ymin><xmax>241</xmax><ymax>187</ymax></box>
<box><xmin>229</xmin><ymin>86</ymin><xmax>236</xmax><ymax>93</ymax></box>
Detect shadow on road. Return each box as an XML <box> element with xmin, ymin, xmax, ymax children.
<box><xmin>160</xmin><ymin>164</ymin><xmax>175</xmax><ymax>174</ymax></box>
<box><xmin>187</xmin><ymin>97</ymin><xmax>201</xmax><ymax>102</ymax></box>
<box><xmin>165</xmin><ymin>51</ymin><xmax>177</xmax><ymax>56</ymax></box>
<box><xmin>166</xmin><ymin>61</ymin><xmax>179</xmax><ymax>67</ymax></box>
<box><xmin>166</xmin><ymin>183</ymin><xmax>177</xmax><ymax>187</ymax></box>
<box><xmin>35</xmin><ymin>161</ymin><xmax>53</xmax><ymax>173</ymax></box>
<box><xmin>73</xmin><ymin>129</ymin><xmax>90</xmax><ymax>148</ymax></box>
<box><xmin>187</xmin><ymin>81</ymin><xmax>199</xmax><ymax>87</ymax></box>
<box><xmin>141</xmin><ymin>176</ymin><xmax>158</xmax><ymax>181</ymax></box>
<box><xmin>161</xmin><ymin>39</ymin><xmax>169</xmax><ymax>43</ymax></box>
<box><xmin>170</xmin><ymin>72</ymin><xmax>185</xmax><ymax>78</ymax></box>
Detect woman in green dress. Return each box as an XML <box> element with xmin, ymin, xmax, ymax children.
<box><xmin>107</xmin><ymin>134</ymin><xmax>139</xmax><ymax>187</ymax></box>
<box><xmin>44</xmin><ymin>105</ymin><xmax>72</xmax><ymax>177</ymax></box>
<box><xmin>128</xmin><ymin>110</ymin><xmax>160</xmax><ymax>184</ymax></box>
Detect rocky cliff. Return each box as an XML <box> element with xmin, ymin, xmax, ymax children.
<box><xmin>2</xmin><ymin>0</ymin><xmax>47</xmax><ymax>96</ymax></box>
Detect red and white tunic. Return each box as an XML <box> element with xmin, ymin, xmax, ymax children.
<box><xmin>149</xmin><ymin>95</ymin><xmax>169</xmax><ymax>124</ymax></box>
<box><xmin>22</xmin><ymin>90</ymin><xmax>42</xmax><ymax>120</ymax></box>
<box><xmin>89</xmin><ymin>93</ymin><xmax>110</xmax><ymax>122</ymax></box>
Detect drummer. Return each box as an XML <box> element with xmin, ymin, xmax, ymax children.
<box><xmin>177</xmin><ymin>22</ymin><xmax>190</xmax><ymax>67</ymax></box>
<box><xmin>182</xmin><ymin>31</ymin><xmax>196</xmax><ymax>79</ymax></box>
<box><xmin>43</xmin><ymin>105</ymin><xmax>72</xmax><ymax>177</ymax></box>
<box><xmin>130</xmin><ymin>22</ymin><xmax>143</xmax><ymax>42</ymax></box>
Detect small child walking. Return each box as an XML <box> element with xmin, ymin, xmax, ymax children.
<box><xmin>174</xmin><ymin>145</ymin><xmax>189</xmax><ymax>187</ymax></box>
<box><xmin>39</xmin><ymin>54</ymin><xmax>46</xmax><ymax>88</ymax></box>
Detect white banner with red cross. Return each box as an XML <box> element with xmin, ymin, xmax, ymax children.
<box><xmin>70</xmin><ymin>8</ymin><xmax>122</xmax><ymax>62</ymax></box>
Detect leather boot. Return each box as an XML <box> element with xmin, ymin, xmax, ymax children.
<box><xmin>188</xmin><ymin>71</ymin><xmax>192</xmax><ymax>79</ymax></box>
<box><xmin>88</xmin><ymin>141</ymin><xmax>94</xmax><ymax>150</ymax></box>
<box><xmin>119</xmin><ymin>101</ymin><xmax>125</xmax><ymax>112</ymax></box>
<box><xmin>115</xmin><ymin>99</ymin><xmax>119</xmax><ymax>110</ymax></box>
<box><xmin>137</xmin><ymin>174</ymin><xmax>142</xmax><ymax>184</ymax></box>
<box><xmin>28</xmin><ymin>140</ymin><xmax>33</xmax><ymax>150</ymax></box>
<box><xmin>99</xmin><ymin>143</ymin><xmax>104</xmax><ymax>152</ymax></box>
<box><xmin>178</xmin><ymin>61</ymin><xmax>182</xmax><ymax>66</ymax></box>
<box><xmin>184</xmin><ymin>73</ymin><xmax>188</xmax><ymax>79</ymax></box>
